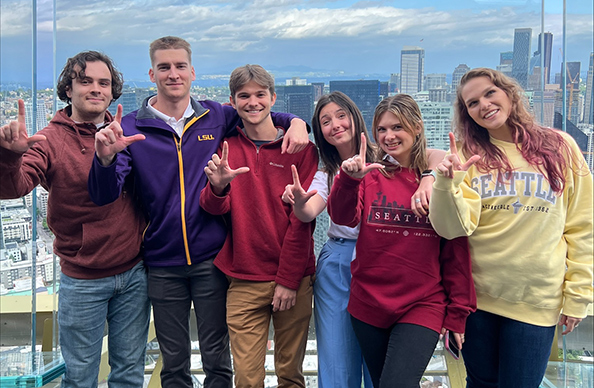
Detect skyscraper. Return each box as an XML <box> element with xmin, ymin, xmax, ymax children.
<box><xmin>424</xmin><ymin>74</ymin><xmax>447</xmax><ymax>91</ymax></box>
<box><xmin>24</xmin><ymin>99</ymin><xmax>48</xmax><ymax>136</ymax></box>
<box><xmin>512</xmin><ymin>28</ymin><xmax>532</xmax><ymax>89</ymax></box>
<box><xmin>275</xmin><ymin>85</ymin><xmax>315</xmax><ymax>127</ymax></box>
<box><xmin>389</xmin><ymin>73</ymin><xmax>401</xmax><ymax>93</ymax></box>
<box><xmin>451</xmin><ymin>64</ymin><xmax>470</xmax><ymax>93</ymax></box>
<box><xmin>584</xmin><ymin>52</ymin><xmax>593</xmax><ymax>125</ymax></box>
<box><xmin>400</xmin><ymin>46</ymin><xmax>425</xmax><ymax>94</ymax></box>
<box><xmin>537</xmin><ymin>32</ymin><xmax>553</xmax><ymax>84</ymax></box>
<box><xmin>329</xmin><ymin>80</ymin><xmax>381</xmax><ymax>134</ymax></box>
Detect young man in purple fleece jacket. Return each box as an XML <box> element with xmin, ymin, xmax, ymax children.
<box><xmin>89</xmin><ymin>37</ymin><xmax>309</xmax><ymax>388</ymax></box>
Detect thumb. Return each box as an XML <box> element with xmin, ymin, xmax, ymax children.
<box><xmin>303</xmin><ymin>189</ymin><xmax>318</xmax><ymax>201</ymax></box>
<box><xmin>461</xmin><ymin>155</ymin><xmax>480</xmax><ymax>171</ymax></box>
<box><xmin>233</xmin><ymin>166</ymin><xmax>250</xmax><ymax>176</ymax></box>
<box><xmin>280</xmin><ymin>135</ymin><xmax>289</xmax><ymax>154</ymax></box>
<box><xmin>366</xmin><ymin>162</ymin><xmax>385</xmax><ymax>172</ymax></box>
<box><xmin>124</xmin><ymin>134</ymin><xmax>146</xmax><ymax>146</ymax></box>
<box><xmin>27</xmin><ymin>134</ymin><xmax>47</xmax><ymax>146</ymax></box>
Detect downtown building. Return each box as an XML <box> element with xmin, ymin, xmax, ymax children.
<box><xmin>400</xmin><ymin>46</ymin><xmax>425</xmax><ymax>94</ymax></box>
<box><xmin>512</xmin><ymin>28</ymin><xmax>532</xmax><ymax>89</ymax></box>
<box><xmin>329</xmin><ymin>80</ymin><xmax>381</xmax><ymax>135</ymax></box>
<box><xmin>274</xmin><ymin>84</ymin><xmax>315</xmax><ymax>127</ymax></box>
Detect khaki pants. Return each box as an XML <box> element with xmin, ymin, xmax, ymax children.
<box><xmin>226</xmin><ymin>276</ymin><xmax>313</xmax><ymax>388</ymax></box>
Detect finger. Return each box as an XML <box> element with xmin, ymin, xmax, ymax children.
<box><xmin>302</xmin><ymin>189</ymin><xmax>318</xmax><ymax>202</ymax></box>
<box><xmin>359</xmin><ymin>133</ymin><xmax>367</xmax><ymax>165</ymax></box>
<box><xmin>123</xmin><ymin>134</ymin><xmax>146</xmax><ymax>146</ymax></box>
<box><xmin>461</xmin><ymin>155</ymin><xmax>480</xmax><ymax>171</ymax></box>
<box><xmin>365</xmin><ymin>162</ymin><xmax>385</xmax><ymax>172</ymax></box>
<box><xmin>211</xmin><ymin>153</ymin><xmax>221</xmax><ymax>165</ymax></box>
<box><xmin>221</xmin><ymin>141</ymin><xmax>229</xmax><ymax>164</ymax></box>
<box><xmin>281</xmin><ymin>135</ymin><xmax>288</xmax><ymax>154</ymax></box>
<box><xmin>448</xmin><ymin>132</ymin><xmax>458</xmax><ymax>156</ymax></box>
<box><xmin>27</xmin><ymin>134</ymin><xmax>47</xmax><ymax>146</ymax></box>
<box><xmin>291</xmin><ymin>164</ymin><xmax>302</xmax><ymax>189</ymax></box>
<box><xmin>232</xmin><ymin>166</ymin><xmax>250</xmax><ymax>176</ymax></box>
<box><xmin>17</xmin><ymin>99</ymin><xmax>26</xmax><ymax>125</ymax></box>
<box><xmin>114</xmin><ymin>104</ymin><xmax>123</xmax><ymax>124</ymax></box>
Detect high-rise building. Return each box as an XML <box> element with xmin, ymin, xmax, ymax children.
<box><xmin>275</xmin><ymin>85</ymin><xmax>315</xmax><ymax>126</ymax></box>
<box><xmin>389</xmin><ymin>73</ymin><xmax>400</xmax><ymax>93</ymax></box>
<box><xmin>512</xmin><ymin>28</ymin><xmax>532</xmax><ymax>89</ymax></box>
<box><xmin>380</xmin><ymin>82</ymin><xmax>389</xmax><ymax>99</ymax></box>
<box><xmin>451</xmin><ymin>64</ymin><xmax>470</xmax><ymax>93</ymax></box>
<box><xmin>110</xmin><ymin>90</ymin><xmax>139</xmax><ymax>116</ymax></box>
<box><xmin>329</xmin><ymin>80</ymin><xmax>381</xmax><ymax>134</ymax></box>
<box><xmin>536</xmin><ymin>32</ymin><xmax>553</xmax><ymax>84</ymax></box>
<box><xmin>400</xmin><ymin>46</ymin><xmax>425</xmax><ymax>94</ymax></box>
<box><xmin>532</xmin><ymin>86</ymin><xmax>557</xmax><ymax>128</ymax></box>
<box><xmin>424</xmin><ymin>74</ymin><xmax>447</xmax><ymax>91</ymax></box>
<box><xmin>418</xmin><ymin>101</ymin><xmax>453</xmax><ymax>151</ymax></box>
<box><xmin>428</xmin><ymin>88</ymin><xmax>447</xmax><ymax>103</ymax></box>
<box><xmin>311</xmin><ymin>82</ymin><xmax>325</xmax><ymax>102</ymax></box>
<box><xmin>584</xmin><ymin>52</ymin><xmax>593</xmax><ymax>125</ymax></box>
<box><xmin>500</xmin><ymin>51</ymin><xmax>513</xmax><ymax>65</ymax></box>
<box><xmin>24</xmin><ymin>99</ymin><xmax>48</xmax><ymax>136</ymax></box>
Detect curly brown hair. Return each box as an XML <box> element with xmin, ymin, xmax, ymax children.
<box><xmin>56</xmin><ymin>51</ymin><xmax>123</xmax><ymax>104</ymax></box>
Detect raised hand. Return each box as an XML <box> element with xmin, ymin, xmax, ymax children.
<box><xmin>95</xmin><ymin>104</ymin><xmax>145</xmax><ymax>166</ymax></box>
<box><xmin>282</xmin><ymin>165</ymin><xmax>318</xmax><ymax>205</ymax></box>
<box><xmin>204</xmin><ymin>141</ymin><xmax>250</xmax><ymax>195</ymax></box>
<box><xmin>0</xmin><ymin>99</ymin><xmax>46</xmax><ymax>153</ymax></box>
<box><xmin>340</xmin><ymin>133</ymin><xmax>384</xmax><ymax>179</ymax></box>
<box><xmin>435</xmin><ymin>132</ymin><xmax>480</xmax><ymax>178</ymax></box>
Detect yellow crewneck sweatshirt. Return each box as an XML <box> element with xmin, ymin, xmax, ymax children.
<box><xmin>429</xmin><ymin>132</ymin><xmax>593</xmax><ymax>326</ymax></box>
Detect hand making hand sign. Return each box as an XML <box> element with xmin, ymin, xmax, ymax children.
<box><xmin>0</xmin><ymin>99</ymin><xmax>47</xmax><ymax>153</ymax></box>
<box><xmin>340</xmin><ymin>133</ymin><xmax>384</xmax><ymax>179</ymax></box>
<box><xmin>282</xmin><ymin>164</ymin><xmax>318</xmax><ymax>206</ymax></box>
<box><xmin>435</xmin><ymin>132</ymin><xmax>480</xmax><ymax>178</ymax></box>
<box><xmin>204</xmin><ymin>140</ymin><xmax>250</xmax><ymax>195</ymax></box>
<box><xmin>94</xmin><ymin>104</ymin><xmax>146</xmax><ymax>166</ymax></box>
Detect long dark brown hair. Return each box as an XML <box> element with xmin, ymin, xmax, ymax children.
<box><xmin>312</xmin><ymin>91</ymin><xmax>376</xmax><ymax>188</ymax></box>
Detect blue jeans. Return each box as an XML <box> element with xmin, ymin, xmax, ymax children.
<box><xmin>59</xmin><ymin>260</ymin><xmax>151</xmax><ymax>388</ymax></box>
<box><xmin>462</xmin><ymin>309</ymin><xmax>556</xmax><ymax>388</ymax></box>
<box><xmin>314</xmin><ymin>238</ymin><xmax>372</xmax><ymax>388</ymax></box>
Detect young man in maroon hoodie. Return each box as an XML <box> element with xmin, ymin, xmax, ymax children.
<box><xmin>200</xmin><ymin>64</ymin><xmax>318</xmax><ymax>388</ymax></box>
<box><xmin>0</xmin><ymin>51</ymin><xmax>149</xmax><ymax>388</ymax></box>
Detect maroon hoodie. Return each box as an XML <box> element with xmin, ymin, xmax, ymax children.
<box><xmin>0</xmin><ymin>106</ymin><xmax>145</xmax><ymax>279</ymax></box>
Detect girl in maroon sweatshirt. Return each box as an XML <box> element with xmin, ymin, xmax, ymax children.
<box><xmin>327</xmin><ymin>94</ymin><xmax>476</xmax><ymax>388</ymax></box>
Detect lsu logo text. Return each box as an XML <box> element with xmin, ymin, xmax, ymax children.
<box><xmin>197</xmin><ymin>134</ymin><xmax>215</xmax><ymax>141</ymax></box>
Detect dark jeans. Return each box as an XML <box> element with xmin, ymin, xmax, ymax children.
<box><xmin>351</xmin><ymin>316</ymin><xmax>439</xmax><ymax>388</ymax></box>
<box><xmin>148</xmin><ymin>258</ymin><xmax>232</xmax><ymax>388</ymax></box>
<box><xmin>462</xmin><ymin>309</ymin><xmax>556</xmax><ymax>388</ymax></box>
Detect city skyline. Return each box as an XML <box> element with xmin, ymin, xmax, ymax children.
<box><xmin>1</xmin><ymin>0</ymin><xmax>592</xmax><ymax>88</ymax></box>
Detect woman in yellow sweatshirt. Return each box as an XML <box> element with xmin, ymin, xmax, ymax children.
<box><xmin>429</xmin><ymin>67</ymin><xmax>593</xmax><ymax>388</ymax></box>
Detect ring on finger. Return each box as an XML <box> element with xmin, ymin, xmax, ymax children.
<box><xmin>415</xmin><ymin>198</ymin><xmax>421</xmax><ymax>204</ymax></box>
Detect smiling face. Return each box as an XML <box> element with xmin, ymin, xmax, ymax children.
<box><xmin>461</xmin><ymin>76</ymin><xmax>513</xmax><ymax>141</ymax></box>
<box><xmin>66</xmin><ymin>61</ymin><xmax>113</xmax><ymax>123</ymax></box>
<box><xmin>375</xmin><ymin>111</ymin><xmax>420</xmax><ymax>168</ymax></box>
<box><xmin>318</xmin><ymin>102</ymin><xmax>356</xmax><ymax>156</ymax></box>
<box><xmin>230</xmin><ymin>80</ymin><xmax>276</xmax><ymax>128</ymax></box>
<box><xmin>149</xmin><ymin>48</ymin><xmax>195</xmax><ymax>103</ymax></box>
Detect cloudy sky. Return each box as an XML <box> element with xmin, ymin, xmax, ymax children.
<box><xmin>1</xmin><ymin>0</ymin><xmax>592</xmax><ymax>87</ymax></box>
